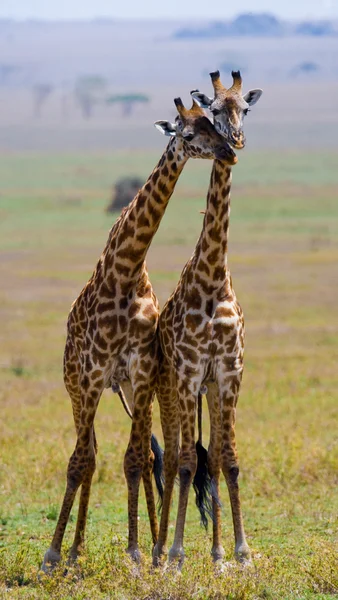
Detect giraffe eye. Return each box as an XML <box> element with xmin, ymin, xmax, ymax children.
<box><xmin>212</xmin><ymin>108</ymin><xmax>220</xmax><ymax>116</ymax></box>
<box><xmin>183</xmin><ymin>133</ymin><xmax>194</xmax><ymax>142</ymax></box>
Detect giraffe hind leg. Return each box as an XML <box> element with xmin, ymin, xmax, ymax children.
<box><xmin>219</xmin><ymin>372</ymin><xmax>251</xmax><ymax>564</ymax></box>
<box><xmin>42</xmin><ymin>346</ymin><xmax>103</xmax><ymax>573</ymax></box>
<box><xmin>168</xmin><ymin>381</ymin><xmax>199</xmax><ymax>569</ymax></box>
<box><xmin>114</xmin><ymin>381</ymin><xmax>164</xmax><ymax>502</ymax></box>
<box><xmin>64</xmin><ymin>338</ymin><xmax>98</xmax><ymax>562</ymax></box>
<box><xmin>68</xmin><ymin>437</ymin><xmax>96</xmax><ymax>563</ymax></box>
<box><xmin>41</xmin><ymin>338</ymin><xmax>82</xmax><ymax>573</ymax></box>
<box><xmin>206</xmin><ymin>382</ymin><xmax>224</xmax><ymax>563</ymax></box>
<box><xmin>152</xmin><ymin>364</ymin><xmax>179</xmax><ymax>567</ymax></box>
<box><xmin>63</xmin><ymin>336</ymin><xmax>82</xmax><ymax>435</ymax></box>
<box><xmin>119</xmin><ymin>378</ymin><xmax>161</xmax><ymax>556</ymax></box>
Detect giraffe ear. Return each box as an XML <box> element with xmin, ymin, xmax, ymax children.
<box><xmin>190</xmin><ymin>90</ymin><xmax>213</xmax><ymax>108</ymax></box>
<box><xmin>154</xmin><ymin>120</ymin><xmax>177</xmax><ymax>137</ymax></box>
<box><xmin>243</xmin><ymin>89</ymin><xmax>263</xmax><ymax>106</ymax></box>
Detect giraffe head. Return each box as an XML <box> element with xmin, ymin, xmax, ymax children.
<box><xmin>154</xmin><ymin>98</ymin><xmax>237</xmax><ymax>164</ymax></box>
<box><xmin>191</xmin><ymin>70</ymin><xmax>263</xmax><ymax>150</ymax></box>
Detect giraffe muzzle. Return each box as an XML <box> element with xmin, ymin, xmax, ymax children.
<box><xmin>230</xmin><ymin>132</ymin><xmax>246</xmax><ymax>150</ymax></box>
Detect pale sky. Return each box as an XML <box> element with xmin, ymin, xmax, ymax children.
<box><xmin>1</xmin><ymin>0</ymin><xmax>338</xmax><ymax>20</ymax></box>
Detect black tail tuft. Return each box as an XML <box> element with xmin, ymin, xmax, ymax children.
<box><xmin>93</xmin><ymin>426</ymin><xmax>98</xmax><ymax>454</ymax></box>
<box><xmin>193</xmin><ymin>440</ymin><xmax>214</xmax><ymax>529</ymax></box>
<box><xmin>151</xmin><ymin>434</ymin><xmax>164</xmax><ymax>511</ymax></box>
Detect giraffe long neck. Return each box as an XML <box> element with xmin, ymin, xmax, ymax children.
<box><xmin>192</xmin><ymin>160</ymin><xmax>232</xmax><ymax>286</ymax></box>
<box><xmin>102</xmin><ymin>137</ymin><xmax>188</xmax><ymax>282</ymax></box>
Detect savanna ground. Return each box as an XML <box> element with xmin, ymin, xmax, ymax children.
<box><xmin>0</xmin><ymin>149</ymin><xmax>337</xmax><ymax>599</ymax></box>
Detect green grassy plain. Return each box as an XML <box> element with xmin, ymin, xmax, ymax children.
<box><xmin>0</xmin><ymin>150</ymin><xmax>337</xmax><ymax>599</ymax></box>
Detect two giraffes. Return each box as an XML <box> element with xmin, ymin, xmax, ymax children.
<box><xmin>42</xmin><ymin>70</ymin><xmax>263</xmax><ymax>573</ymax></box>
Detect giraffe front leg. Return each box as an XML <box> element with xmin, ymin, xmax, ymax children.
<box><xmin>206</xmin><ymin>383</ymin><xmax>224</xmax><ymax>563</ymax></box>
<box><xmin>168</xmin><ymin>380</ymin><xmax>198</xmax><ymax>570</ymax></box>
<box><xmin>219</xmin><ymin>370</ymin><xmax>251</xmax><ymax>564</ymax></box>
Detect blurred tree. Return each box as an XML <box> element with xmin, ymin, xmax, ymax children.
<box><xmin>32</xmin><ymin>83</ymin><xmax>53</xmax><ymax>118</ymax></box>
<box><xmin>106</xmin><ymin>93</ymin><xmax>150</xmax><ymax>117</ymax></box>
<box><xmin>75</xmin><ymin>75</ymin><xmax>107</xmax><ymax>119</ymax></box>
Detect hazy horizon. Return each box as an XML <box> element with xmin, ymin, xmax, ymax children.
<box><xmin>1</xmin><ymin>0</ymin><xmax>338</xmax><ymax>21</ymax></box>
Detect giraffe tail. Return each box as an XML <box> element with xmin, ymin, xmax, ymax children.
<box><xmin>193</xmin><ymin>392</ymin><xmax>220</xmax><ymax>529</ymax></box>
<box><xmin>93</xmin><ymin>426</ymin><xmax>98</xmax><ymax>454</ymax></box>
<box><xmin>151</xmin><ymin>434</ymin><xmax>164</xmax><ymax>508</ymax></box>
<box><xmin>113</xmin><ymin>384</ymin><xmax>164</xmax><ymax>505</ymax></box>
<box><xmin>115</xmin><ymin>386</ymin><xmax>133</xmax><ymax>419</ymax></box>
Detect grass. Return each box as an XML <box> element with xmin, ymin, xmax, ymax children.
<box><xmin>0</xmin><ymin>150</ymin><xmax>337</xmax><ymax>599</ymax></box>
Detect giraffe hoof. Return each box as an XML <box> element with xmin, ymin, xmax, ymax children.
<box><xmin>235</xmin><ymin>545</ymin><xmax>252</xmax><ymax>566</ymax></box>
<box><xmin>211</xmin><ymin>546</ymin><xmax>225</xmax><ymax>563</ymax></box>
<box><xmin>152</xmin><ymin>543</ymin><xmax>167</xmax><ymax>567</ymax></box>
<box><xmin>40</xmin><ymin>548</ymin><xmax>61</xmax><ymax>575</ymax></box>
<box><xmin>168</xmin><ymin>546</ymin><xmax>185</xmax><ymax>571</ymax></box>
<box><xmin>126</xmin><ymin>547</ymin><xmax>141</xmax><ymax>564</ymax></box>
<box><xmin>65</xmin><ymin>553</ymin><xmax>79</xmax><ymax>572</ymax></box>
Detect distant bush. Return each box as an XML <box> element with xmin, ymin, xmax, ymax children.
<box><xmin>230</xmin><ymin>13</ymin><xmax>283</xmax><ymax>36</ymax></box>
<box><xmin>296</xmin><ymin>21</ymin><xmax>336</xmax><ymax>36</ymax></box>
<box><xmin>174</xmin><ymin>13</ymin><xmax>285</xmax><ymax>39</ymax></box>
<box><xmin>106</xmin><ymin>177</ymin><xmax>143</xmax><ymax>213</ymax></box>
<box><xmin>173</xmin><ymin>13</ymin><xmax>337</xmax><ymax>40</ymax></box>
<box><xmin>291</xmin><ymin>62</ymin><xmax>320</xmax><ymax>77</ymax></box>
<box><xmin>174</xmin><ymin>21</ymin><xmax>228</xmax><ymax>39</ymax></box>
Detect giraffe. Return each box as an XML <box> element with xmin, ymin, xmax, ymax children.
<box><xmin>41</xmin><ymin>97</ymin><xmax>238</xmax><ymax>572</ymax></box>
<box><xmin>153</xmin><ymin>71</ymin><xmax>263</xmax><ymax>569</ymax></box>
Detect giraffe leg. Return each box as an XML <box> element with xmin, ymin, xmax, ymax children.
<box><xmin>206</xmin><ymin>383</ymin><xmax>225</xmax><ymax>563</ymax></box>
<box><xmin>41</xmin><ymin>370</ymin><xmax>103</xmax><ymax>573</ymax></box>
<box><xmin>121</xmin><ymin>378</ymin><xmax>159</xmax><ymax>558</ymax></box>
<box><xmin>123</xmin><ymin>369</ymin><xmax>160</xmax><ymax>562</ymax></box>
<box><xmin>153</xmin><ymin>363</ymin><xmax>179</xmax><ymax>566</ymax></box>
<box><xmin>63</xmin><ymin>336</ymin><xmax>82</xmax><ymax>436</ymax></box>
<box><xmin>64</xmin><ymin>340</ymin><xmax>100</xmax><ymax>562</ymax></box>
<box><xmin>141</xmin><ymin>393</ymin><xmax>159</xmax><ymax>546</ymax></box>
<box><xmin>168</xmin><ymin>381</ymin><xmax>198</xmax><ymax>569</ymax></box>
<box><xmin>41</xmin><ymin>338</ymin><xmax>82</xmax><ymax>572</ymax></box>
<box><xmin>124</xmin><ymin>417</ymin><xmax>143</xmax><ymax>562</ymax></box>
<box><xmin>219</xmin><ymin>369</ymin><xmax>251</xmax><ymax>564</ymax></box>
<box><xmin>68</xmin><ymin>424</ymin><xmax>98</xmax><ymax>562</ymax></box>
